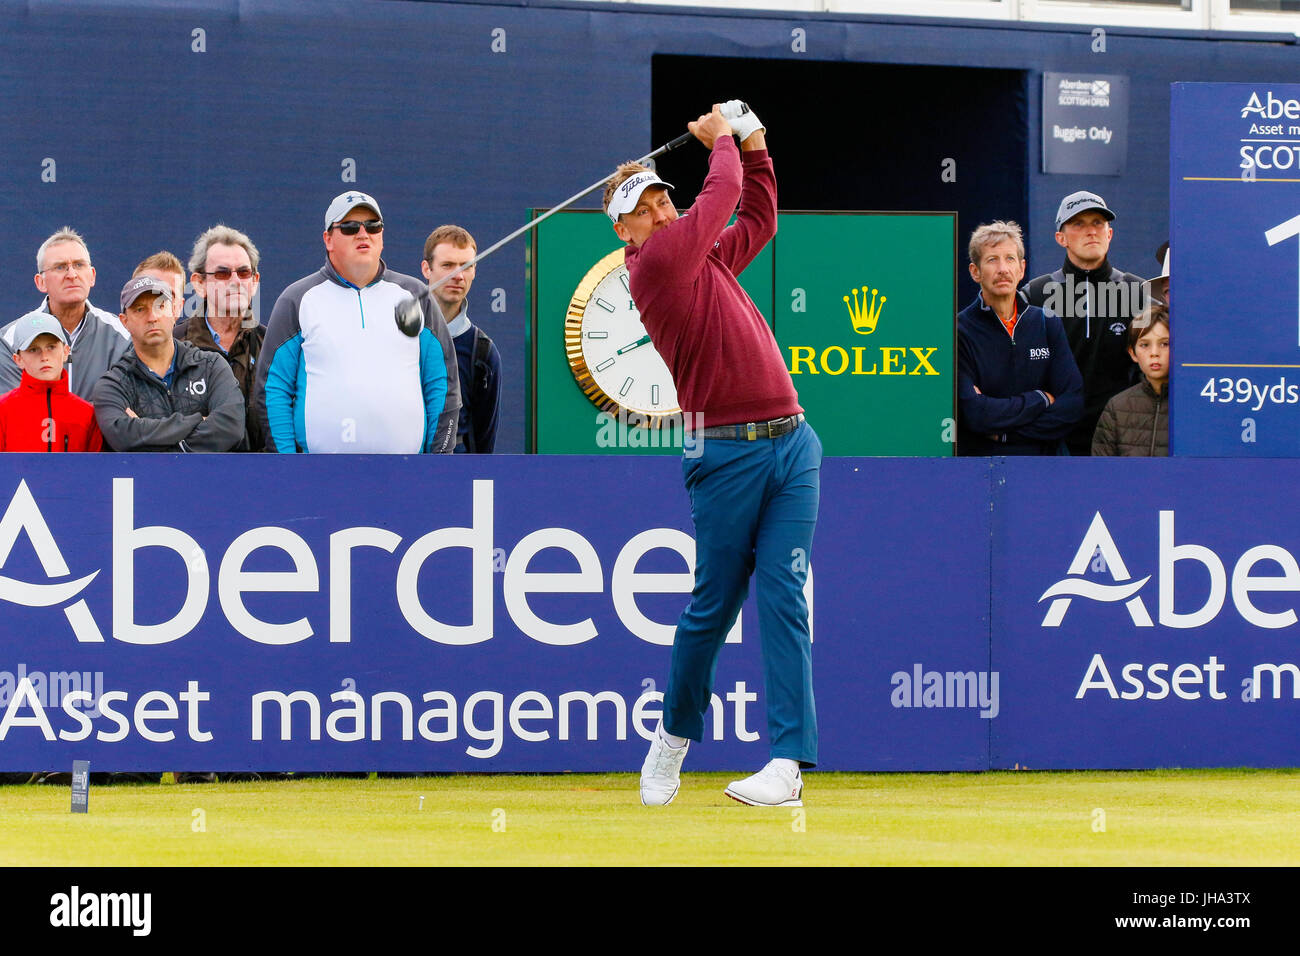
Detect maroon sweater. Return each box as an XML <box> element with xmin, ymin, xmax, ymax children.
<box><xmin>625</xmin><ymin>136</ymin><xmax>801</xmax><ymax>427</ymax></box>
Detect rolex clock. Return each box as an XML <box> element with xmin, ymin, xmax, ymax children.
<box><xmin>564</xmin><ymin>248</ymin><xmax>681</xmax><ymax>424</ymax></box>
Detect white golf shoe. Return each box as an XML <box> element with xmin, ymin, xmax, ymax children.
<box><xmin>639</xmin><ymin>732</ymin><xmax>689</xmax><ymax>806</ymax></box>
<box><xmin>724</xmin><ymin>759</ymin><xmax>803</xmax><ymax>807</ymax></box>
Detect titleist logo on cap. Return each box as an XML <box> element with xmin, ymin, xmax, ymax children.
<box><xmin>620</xmin><ymin>173</ymin><xmax>656</xmax><ymax>199</ymax></box>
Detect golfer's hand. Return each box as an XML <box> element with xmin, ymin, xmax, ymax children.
<box><xmin>688</xmin><ymin>105</ymin><xmax>734</xmax><ymax>150</ymax></box>
<box><xmin>125</xmin><ymin>408</ymin><xmax>138</xmax><ymax>419</ymax></box>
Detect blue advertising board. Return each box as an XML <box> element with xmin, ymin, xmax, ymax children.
<box><xmin>0</xmin><ymin>455</ymin><xmax>993</xmax><ymax>773</ymax></box>
<box><xmin>1</xmin><ymin>455</ymin><xmax>1297</xmax><ymax>773</ymax></box>
<box><xmin>1172</xmin><ymin>82</ymin><xmax>1300</xmax><ymax>457</ymax></box>
<box><xmin>992</xmin><ymin>458</ymin><xmax>1300</xmax><ymax>769</ymax></box>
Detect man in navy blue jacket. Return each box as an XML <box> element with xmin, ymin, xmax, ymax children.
<box><xmin>957</xmin><ymin>221</ymin><xmax>1083</xmax><ymax>456</ymax></box>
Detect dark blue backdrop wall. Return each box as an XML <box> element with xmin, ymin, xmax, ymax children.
<box><xmin>0</xmin><ymin>0</ymin><xmax>1296</xmax><ymax>452</ymax></box>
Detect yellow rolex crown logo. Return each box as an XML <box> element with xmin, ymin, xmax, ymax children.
<box><xmin>844</xmin><ymin>285</ymin><xmax>886</xmax><ymax>335</ymax></box>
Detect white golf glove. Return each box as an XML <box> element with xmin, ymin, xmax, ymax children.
<box><xmin>720</xmin><ymin>99</ymin><xmax>764</xmax><ymax>141</ymax></box>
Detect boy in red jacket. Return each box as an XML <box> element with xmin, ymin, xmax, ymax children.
<box><xmin>0</xmin><ymin>312</ymin><xmax>103</xmax><ymax>451</ymax></box>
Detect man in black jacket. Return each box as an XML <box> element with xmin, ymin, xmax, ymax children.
<box><xmin>1022</xmin><ymin>191</ymin><xmax>1145</xmax><ymax>456</ymax></box>
<box><xmin>92</xmin><ymin>276</ymin><xmax>244</xmax><ymax>452</ymax></box>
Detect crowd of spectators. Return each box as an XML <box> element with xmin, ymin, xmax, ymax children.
<box><xmin>958</xmin><ymin>190</ymin><xmax>1170</xmax><ymax>458</ymax></box>
<box><xmin>0</xmin><ymin>192</ymin><xmax>502</xmax><ymax>460</ymax></box>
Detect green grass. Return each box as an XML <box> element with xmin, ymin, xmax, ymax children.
<box><xmin>1</xmin><ymin>769</ymin><xmax>1296</xmax><ymax>866</ymax></box>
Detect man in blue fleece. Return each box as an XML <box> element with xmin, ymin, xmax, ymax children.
<box><xmin>957</xmin><ymin>221</ymin><xmax>1083</xmax><ymax>456</ymax></box>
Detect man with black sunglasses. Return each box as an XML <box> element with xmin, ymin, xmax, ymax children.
<box><xmin>176</xmin><ymin>225</ymin><xmax>266</xmax><ymax>449</ymax></box>
<box><xmin>253</xmin><ymin>191</ymin><xmax>460</xmax><ymax>453</ymax></box>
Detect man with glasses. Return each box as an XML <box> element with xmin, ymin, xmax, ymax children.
<box><xmin>176</xmin><ymin>225</ymin><xmax>266</xmax><ymax>449</ymax></box>
<box><xmin>0</xmin><ymin>227</ymin><xmax>130</xmax><ymax>399</ymax></box>
<box><xmin>253</xmin><ymin>191</ymin><xmax>460</xmax><ymax>453</ymax></box>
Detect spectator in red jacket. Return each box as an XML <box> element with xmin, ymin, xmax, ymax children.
<box><xmin>0</xmin><ymin>312</ymin><xmax>103</xmax><ymax>452</ymax></box>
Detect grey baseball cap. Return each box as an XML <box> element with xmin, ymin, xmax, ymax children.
<box><xmin>10</xmin><ymin>311</ymin><xmax>69</xmax><ymax>352</ymax></box>
<box><xmin>119</xmin><ymin>275</ymin><xmax>174</xmax><ymax>311</ymax></box>
<box><xmin>325</xmin><ymin>191</ymin><xmax>382</xmax><ymax>228</ymax></box>
<box><xmin>1055</xmin><ymin>191</ymin><xmax>1115</xmax><ymax>231</ymax></box>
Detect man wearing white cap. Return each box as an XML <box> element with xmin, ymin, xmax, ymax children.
<box><xmin>609</xmin><ymin>103</ymin><xmax>821</xmax><ymax>809</ymax></box>
<box><xmin>252</xmin><ymin>191</ymin><xmax>460</xmax><ymax>453</ymax></box>
<box><xmin>1023</xmin><ymin>191</ymin><xmax>1146</xmax><ymax>455</ymax></box>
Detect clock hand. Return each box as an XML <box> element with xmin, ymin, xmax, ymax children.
<box><xmin>616</xmin><ymin>335</ymin><xmax>652</xmax><ymax>355</ymax></box>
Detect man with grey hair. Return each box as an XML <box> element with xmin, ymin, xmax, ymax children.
<box><xmin>0</xmin><ymin>227</ymin><xmax>129</xmax><ymax>399</ymax></box>
<box><xmin>957</xmin><ymin>220</ymin><xmax>1083</xmax><ymax>456</ymax></box>
<box><xmin>174</xmin><ymin>224</ymin><xmax>265</xmax><ymax>449</ymax></box>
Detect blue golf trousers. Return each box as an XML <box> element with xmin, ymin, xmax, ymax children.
<box><xmin>663</xmin><ymin>420</ymin><xmax>822</xmax><ymax>766</ymax></box>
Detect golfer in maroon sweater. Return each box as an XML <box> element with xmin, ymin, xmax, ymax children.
<box><xmin>607</xmin><ymin>103</ymin><xmax>822</xmax><ymax>807</ymax></box>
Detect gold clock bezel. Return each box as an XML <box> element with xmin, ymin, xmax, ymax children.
<box><xmin>564</xmin><ymin>248</ymin><xmax>682</xmax><ymax>427</ymax></box>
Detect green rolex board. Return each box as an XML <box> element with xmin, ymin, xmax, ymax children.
<box><xmin>528</xmin><ymin>209</ymin><xmax>954</xmax><ymax>456</ymax></box>
<box><xmin>773</xmin><ymin>213</ymin><xmax>956</xmax><ymax>457</ymax></box>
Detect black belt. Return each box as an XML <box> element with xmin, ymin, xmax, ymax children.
<box><xmin>696</xmin><ymin>413</ymin><xmax>804</xmax><ymax>441</ymax></box>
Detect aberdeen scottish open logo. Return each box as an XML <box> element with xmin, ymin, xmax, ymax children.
<box><xmin>0</xmin><ymin>480</ymin><xmax>103</xmax><ymax>642</ymax></box>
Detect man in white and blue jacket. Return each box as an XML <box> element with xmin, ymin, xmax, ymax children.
<box><xmin>252</xmin><ymin>191</ymin><xmax>460</xmax><ymax>453</ymax></box>
<box><xmin>957</xmin><ymin>220</ymin><xmax>1083</xmax><ymax>456</ymax></box>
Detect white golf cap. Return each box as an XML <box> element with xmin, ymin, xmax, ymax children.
<box><xmin>606</xmin><ymin>170</ymin><xmax>675</xmax><ymax>222</ymax></box>
<box><xmin>1055</xmin><ymin>191</ymin><xmax>1115</xmax><ymax>230</ymax></box>
<box><xmin>325</xmin><ymin>191</ymin><xmax>383</xmax><ymax>228</ymax></box>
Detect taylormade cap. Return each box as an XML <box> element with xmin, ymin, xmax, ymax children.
<box><xmin>119</xmin><ymin>275</ymin><xmax>174</xmax><ymax>312</ymax></box>
<box><xmin>325</xmin><ymin>191</ymin><xmax>382</xmax><ymax>229</ymax></box>
<box><xmin>1055</xmin><ymin>191</ymin><xmax>1115</xmax><ymax>231</ymax></box>
<box><xmin>606</xmin><ymin>170</ymin><xmax>675</xmax><ymax>222</ymax></box>
<box><xmin>10</xmin><ymin>311</ymin><xmax>69</xmax><ymax>352</ymax></box>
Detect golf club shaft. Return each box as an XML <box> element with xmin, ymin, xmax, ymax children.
<box><xmin>428</xmin><ymin>131</ymin><xmax>695</xmax><ymax>294</ymax></box>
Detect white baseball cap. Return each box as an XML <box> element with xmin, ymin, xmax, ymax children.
<box><xmin>606</xmin><ymin>170</ymin><xmax>675</xmax><ymax>222</ymax></box>
<box><xmin>325</xmin><ymin>191</ymin><xmax>383</xmax><ymax>229</ymax></box>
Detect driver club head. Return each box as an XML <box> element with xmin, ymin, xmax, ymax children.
<box><xmin>394</xmin><ymin>296</ymin><xmax>423</xmax><ymax>337</ymax></box>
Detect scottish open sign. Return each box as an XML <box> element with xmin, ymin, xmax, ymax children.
<box><xmin>1042</xmin><ymin>72</ymin><xmax>1129</xmax><ymax>175</ymax></box>
<box><xmin>1172</xmin><ymin>82</ymin><xmax>1300</xmax><ymax>456</ymax></box>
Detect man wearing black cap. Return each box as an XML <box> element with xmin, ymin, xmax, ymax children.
<box><xmin>1023</xmin><ymin>191</ymin><xmax>1146</xmax><ymax>456</ymax></box>
<box><xmin>92</xmin><ymin>276</ymin><xmax>245</xmax><ymax>452</ymax></box>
